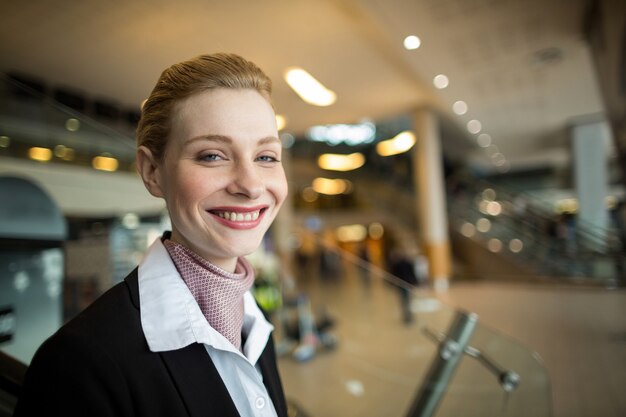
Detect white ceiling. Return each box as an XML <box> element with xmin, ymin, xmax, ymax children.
<box><xmin>0</xmin><ymin>0</ymin><xmax>606</xmax><ymax>172</ymax></box>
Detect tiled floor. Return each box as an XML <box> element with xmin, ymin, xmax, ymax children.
<box><xmin>276</xmin><ymin>268</ymin><xmax>626</xmax><ymax>417</ymax></box>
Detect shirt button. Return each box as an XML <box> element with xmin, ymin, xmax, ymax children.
<box><xmin>255</xmin><ymin>397</ymin><xmax>266</xmax><ymax>409</ymax></box>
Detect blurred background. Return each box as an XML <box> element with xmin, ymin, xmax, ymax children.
<box><xmin>0</xmin><ymin>1</ymin><xmax>625</xmax><ymax>416</ymax></box>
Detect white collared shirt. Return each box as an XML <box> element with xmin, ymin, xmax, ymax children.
<box><xmin>138</xmin><ymin>238</ymin><xmax>278</xmax><ymax>417</ymax></box>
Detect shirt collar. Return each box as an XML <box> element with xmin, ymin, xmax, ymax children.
<box><xmin>138</xmin><ymin>237</ymin><xmax>273</xmax><ymax>364</ymax></box>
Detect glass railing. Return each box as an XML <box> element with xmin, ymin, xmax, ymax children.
<box><xmin>447</xmin><ymin>178</ymin><xmax>623</xmax><ymax>285</ymax></box>
<box><xmin>0</xmin><ymin>73</ymin><xmax>136</xmax><ymax>172</ymax></box>
<box><xmin>274</xmin><ymin>244</ymin><xmax>552</xmax><ymax>417</ymax></box>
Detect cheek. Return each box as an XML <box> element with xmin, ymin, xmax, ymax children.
<box><xmin>169</xmin><ymin>173</ymin><xmax>213</xmax><ymax>206</ymax></box>
<box><xmin>271</xmin><ymin>171</ymin><xmax>289</xmax><ymax>206</ymax></box>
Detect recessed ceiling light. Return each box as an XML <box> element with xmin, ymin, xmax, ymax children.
<box><xmin>92</xmin><ymin>154</ymin><xmax>119</xmax><ymax>172</ymax></box>
<box><xmin>403</xmin><ymin>35</ymin><xmax>421</xmax><ymax>50</ymax></box>
<box><xmin>477</xmin><ymin>133</ymin><xmax>491</xmax><ymax>147</ymax></box>
<box><xmin>0</xmin><ymin>135</ymin><xmax>10</xmax><ymax>148</ymax></box>
<box><xmin>318</xmin><ymin>152</ymin><xmax>365</xmax><ymax>171</ymax></box>
<box><xmin>28</xmin><ymin>147</ymin><xmax>52</xmax><ymax>162</ymax></box>
<box><xmin>467</xmin><ymin>119</ymin><xmax>482</xmax><ymax>134</ymax></box>
<box><xmin>452</xmin><ymin>100</ymin><xmax>468</xmax><ymax>115</ymax></box>
<box><xmin>65</xmin><ymin>118</ymin><xmax>80</xmax><ymax>132</ymax></box>
<box><xmin>433</xmin><ymin>74</ymin><xmax>449</xmax><ymax>89</ymax></box>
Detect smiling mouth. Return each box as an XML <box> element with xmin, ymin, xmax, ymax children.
<box><xmin>210</xmin><ymin>208</ymin><xmax>267</xmax><ymax>222</ymax></box>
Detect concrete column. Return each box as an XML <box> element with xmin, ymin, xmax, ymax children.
<box><xmin>411</xmin><ymin>108</ymin><xmax>452</xmax><ymax>291</ymax></box>
<box><xmin>572</xmin><ymin>120</ymin><xmax>611</xmax><ymax>246</ymax></box>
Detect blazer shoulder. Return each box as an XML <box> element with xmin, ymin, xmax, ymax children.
<box><xmin>50</xmin><ymin>267</ymin><xmax>141</xmax><ymax>346</ymax></box>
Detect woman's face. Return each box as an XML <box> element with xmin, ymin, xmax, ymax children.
<box><xmin>144</xmin><ymin>88</ymin><xmax>287</xmax><ymax>271</ymax></box>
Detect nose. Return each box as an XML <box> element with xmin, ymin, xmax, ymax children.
<box><xmin>226</xmin><ymin>162</ymin><xmax>264</xmax><ymax>199</ymax></box>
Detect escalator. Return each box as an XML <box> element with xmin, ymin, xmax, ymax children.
<box><xmin>349</xmin><ymin>169</ymin><xmax>623</xmax><ymax>286</ymax></box>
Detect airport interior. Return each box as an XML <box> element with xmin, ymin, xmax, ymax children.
<box><xmin>1</xmin><ymin>0</ymin><xmax>625</xmax><ymax>416</ymax></box>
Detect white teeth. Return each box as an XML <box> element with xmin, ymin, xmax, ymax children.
<box><xmin>216</xmin><ymin>210</ymin><xmax>261</xmax><ymax>222</ymax></box>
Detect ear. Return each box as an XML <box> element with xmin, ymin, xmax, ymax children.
<box><xmin>136</xmin><ymin>146</ymin><xmax>165</xmax><ymax>198</ymax></box>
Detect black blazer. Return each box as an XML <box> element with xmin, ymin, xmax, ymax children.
<box><xmin>14</xmin><ymin>268</ymin><xmax>288</xmax><ymax>417</ymax></box>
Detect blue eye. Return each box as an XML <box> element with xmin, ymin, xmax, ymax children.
<box><xmin>199</xmin><ymin>153</ymin><xmax>223</xmax><ymax>162</ymax></box>
<box><xmin>257</xmin><ymin>155</ymin><xmax>280</xmax><ymax>163</ymax></box>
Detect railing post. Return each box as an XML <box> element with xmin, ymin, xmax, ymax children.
<box><xmin>405</xmin><ymin>310</ymin><xmax>478</xmax><ymax>417</ymax></box>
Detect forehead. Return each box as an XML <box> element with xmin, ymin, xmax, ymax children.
<box><xmin>170</xmin><ymin>88</ymin><xmax>276</xmax><ymax>143</ymax></box>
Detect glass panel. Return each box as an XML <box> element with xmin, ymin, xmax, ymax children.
<box><xmin>0</xmin><ymin>248</ymin><xmax>63</xmax><ymax>364</ymax></box>
<box><xmin>276</xmin><ymin>244</ymin><xmax>551</xmax><ymax>417</ymax></box>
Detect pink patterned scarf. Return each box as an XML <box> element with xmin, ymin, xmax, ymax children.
<box><xmin>164</xmin><ymin>239</ymin><xmax>255</xmax><ymax>350</ymax></box>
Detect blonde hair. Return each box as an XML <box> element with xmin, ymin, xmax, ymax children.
<box><xmin>136</xmin><ymin>53</ymin><xmax>273</xmax><ymax>162</ymax></box>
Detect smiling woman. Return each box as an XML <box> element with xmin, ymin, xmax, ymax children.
<box><xmin>15</xmin><ymin>53</ymin><xmax>289</xmax><ymax>417</ymax></box>
<box><xmin>138</xmin><ymin>88</ymin><xmax>287</xmax><ymax>272</ymax></box>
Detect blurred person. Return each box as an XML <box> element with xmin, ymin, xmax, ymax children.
<box><xmin>15</xmin><ymin>53</ymin><xmax>289</xmax><ymax>417</ymax></box>
<box><xmin>388</xmin><ymin>241</ymin><xmax>419</xmax><ymax>324</ymax></box>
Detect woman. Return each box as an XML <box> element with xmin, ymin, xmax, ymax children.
<box><xmin>15</xmin><ymin>53</ymin><xmax>289</xmax><ymax>417</ymax></box>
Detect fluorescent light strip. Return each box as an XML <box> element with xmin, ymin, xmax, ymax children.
<box><xmin>284</xmin><ymin>67</ymin><xmax>336</xmax><ymax>107</ymax></box>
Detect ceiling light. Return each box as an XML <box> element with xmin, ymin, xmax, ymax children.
<box><xmin>307</xmin><ymin>122</ymin><xmax>376</xmax><ymax>146</ymax></box>
<box><xmin>275</xmin><ymin>114</ymin><xmax>287</xmax><ymax>131</ymax></box>
<box><xmin>476</xmin><ymin>218</ymin><xmax>491</xmax><ymax>233</ymax></box>
<box><xmin>92</xmin><ymin>154</ymin><xmax>119</xmax><ymax>172</ymax></box>
<box><xmin>65</xmin><ymin>118</ymin><xmax>80</xmax><ymax>132</ymax></box>
<box><xmin>376</xmin><ymin>131</ymin><xmax>416</xmax><ymax>156</ymax></box>
<box><xmin>486</xmin><ymin>201</ymin><xmax>502</xmax><ymax>216</ymax></box>
<box><xmin>318</xmin><ymin>152</ymin><xmax>365</xmax><ymax>171</ymax></box>
<box><xmin>433</xmin><ymin>74</ymin><xmax>449</xmax><ymax>89</ymax></box>
<box><xmin>28</xmin><ymin>147</ymin><xmax>52</xmax><ymax>162</ymax></box>
<box><xmin>467</xmin><ymin>119</ymin><xmax>482</xmax><ymax>134</ymax></box>
<box><xmin>61</xmin><ymin>147</ymin><xmax>75</xmax><ymax>161</ymax></box>
<box><xmin>403</xmin><ymin>35</ymin><xmax>421</xmax><ymax>50</ymax></box>
<box><xmin>284</xmin><ymin>67</ymin><xmax>336</xmax><ymax>106</ymax></box>
<box><xmin>312</xmin><ymin>178</ymin><xmax>352</xmax><ymax>195</ymax></box>
<box><xmin>302</xmin><ymin>187</ymin><xmax>318</xmax><ymax>203</ymax></box>
<box><xmin>368</xmin><ymin>222</ymin><xmax>384</xmax><ymax>239</ymax></box>
<box><xmin>477</xmin><ymin>133</ymin><xmax>492</xmax><ymax>147</ymax></box>
<box><xmin>492</xmin><ymin>153</ymin><xmax>507</xmax><ymax>166</ymax></box>
<box><xmin>509</xmin><ymin>239</ymin><xmax>524</xmax><ymax>253</ymax></box>
<box><xmin>487</xmin><ymin>238</ymin><xmax>502</xmax><ymax>253</ymax></box>
<box><xmin>0</xmin><ymin>136</ymin><xmax>10</xmax><ymax>148</ymax></box>
<box><xmin>460</xmin><ymin>222</ymin><xmax>476</xmax><ymax>238</ymax></box>
<box><xmin>53</xmin><ymin>145</ymin><xmax>76</xmax><ymax>161</ymax></box>
<box><xmin>336</xmin><ymin>224</ymin><xmax>367</xmax><ymax>243</ymax></box>
<box><xmin>452</xmin><ymin>100</ymin><xmax>468</xmax><ymax>115</ymax></box>
<box><xmin>121</xmin><ymin>213</ymin><xmax>140</xmax><ymax>229</ymax></box>
<box><xmin>280</xmin><ymin>132</ymin><xmax>295</xmax><ymax>149</ymax></box>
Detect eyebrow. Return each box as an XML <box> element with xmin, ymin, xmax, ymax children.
<box><xmin>184</xmin><ymin>134</ymin><xmax>281</xmax><ymax>147</ymax></box>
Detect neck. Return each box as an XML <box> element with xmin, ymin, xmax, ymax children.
<box><xmin>168</xmin><ymin>231</ymin><xmax>237</xmax><ymax>272</ymax></box>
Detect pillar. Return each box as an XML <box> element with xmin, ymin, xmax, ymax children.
<box><xmin>571</xmin><ymin>120</ymin><xmax>611</xmax><ymax>247</ymax></box>
<box><xmin>411</xmin><ymin>109</ymin><xmax>452</xmax><ymax>291</ymax></box>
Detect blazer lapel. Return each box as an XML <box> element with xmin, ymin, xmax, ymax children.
<box><xmin>160</xmin><ymin>343</ymin><xmax>240</xmax><ymax>417</ymax></box>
